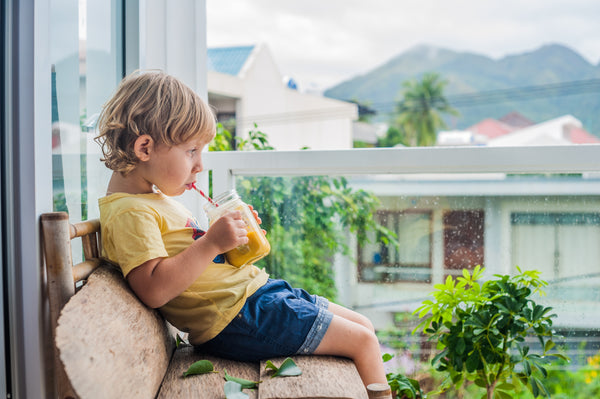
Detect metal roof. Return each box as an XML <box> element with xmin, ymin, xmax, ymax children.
<box><xmin>207</xmin><ymin>45</ymin><xmax>255</xmax><ymax>76</ymax></box>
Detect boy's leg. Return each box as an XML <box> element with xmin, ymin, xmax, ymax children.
<box><xmin>327</xmin><ymin>302</ymin><xmax>375</xmax><ymax>332</ymax></box>
<box><xmin>313</xmin><ymin>305</ymin><xmax>387</xmax><ymax>387</ymax></box>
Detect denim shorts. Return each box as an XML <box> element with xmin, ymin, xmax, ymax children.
<box><xmin>196</xmin><ymin>278</ymin><xmax>334</xmax><ymax>361</ymax></box>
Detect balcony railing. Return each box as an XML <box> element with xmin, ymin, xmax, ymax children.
<box><xmin>204</xmin><ymin>144</ymin><xmax>600</xmax><ymax>194</ymax></box>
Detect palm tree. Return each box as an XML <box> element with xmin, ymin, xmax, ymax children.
<box><xmin>395</xmin><ymin>72</ymin><xmax>458</xmax><ymax>146</ymax></box>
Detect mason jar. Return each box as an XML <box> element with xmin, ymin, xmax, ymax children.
<box><xmin>203</xmin><ymin>189</ymin><xmax>271</xmax><ymax>267</ymax></box>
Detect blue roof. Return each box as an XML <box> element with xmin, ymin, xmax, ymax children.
<box><xmin>207</xmin><ymin>45</ymin><xmax>255</xmax><ymax>76</ymax></box>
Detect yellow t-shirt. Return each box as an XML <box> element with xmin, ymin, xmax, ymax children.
<box><xmin>98</xmin><ymin>192</ymin><xmax>269</xmax><ymax>345</ymax></box>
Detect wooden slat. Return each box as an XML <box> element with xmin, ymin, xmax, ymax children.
<box><xmin>56</xmin><ymin>266</ymin><xmax>174</xmax><ymax>399</ymax></box>
<box><xmin>41</xmin><ymin>212</ymin><xmax>77</xmax><ymax>399</ymax></box>
<box><xmin>258</xmin><ymin>356</ymin><xmax>368</xmax><ymax>399</ymax></box>
<box><xmin>81</xmin><ymin>233</ymin><xmax>98</xmax><ymax>260</ymax></box>
<box><xmin>158</xmin><ymin>348</ymin><xmax>259</xmax><ymax>399</ymax></box>
<box><xmin>69</xmin><ymin>219</ymin><xmax>100</xmax><ymax>239</ymax></box>
<box><xmin>366</xmin><ymin>383</ymin><xmax>392</xmax><ymax>399</ymax></box>
<box><xmin>72</xmin><ymin>259</ymin><xmax>101</xmax><ymax>283</ymax></box>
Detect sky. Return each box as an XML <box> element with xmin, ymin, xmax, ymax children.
<box><xmin>206</xmin><ymin>0</ymin><xmax>600</xmax><ymax>92</ymax></box>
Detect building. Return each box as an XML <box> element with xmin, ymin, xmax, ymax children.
<box><xmin>438</xmin><ymin>112</ymin><xmax>600</xmax><ymax>146</ymax></box>
<box><xmin>207</xmin><ymin>44</ymin><xmax>358</xmax><ymax>150</ymax></box>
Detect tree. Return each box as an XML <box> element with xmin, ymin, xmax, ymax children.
<box><xmin>394</xmin><ymin>72</ymin><xmax>458</xmax><ymax>146</ymax></box>
<box><xmin>414</xmin><ymin>266</ymin><xmax>567</xmax><ymax>398</ymax></box>
<box><xmin>377</xmin><ymin>125</ymin><xmax>408</xmax><ymax>147</ymax></box>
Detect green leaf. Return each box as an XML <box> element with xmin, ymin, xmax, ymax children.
<box><xmin>182</xmin><ymin>360</ymin><xmax>218</xmax><ymax>377</ymax></box>
<box><xmin>175</xmin><ymin>334</ymin><xmax>187</xmax><ymax>348</ymax></box>
<box><xmin>465</xmin><ymin>350</ymin><xmax>480</xmax><ymax>373</ymax></box>
<box><xmin>523</xmin><ymin>360</ymin><xmax>532</xmax><ymax>376</ymax></box>
<box><xmin>265</xmin><ymin>357</ymin><xmax>302</xmax><ymax>377</ymax></box>
<box><xmin>530</xmin><ymin>376</ymin><xmax>540</xmax><ymax>397</ymax></box>
<box><xmin>431</xmin><ymin>348</ymin><xmax>448</xmax><ymax>367</ymax></box>
<box><xmin>533</xmin><ymin>377</ymin><xmax>551</xmax><ymax>397</ymax></box>
<box><xmin>495</xmin><ymin>390</ymin><xmax>513</xmax><ymax>399</ymax></box>
<box><xmin>224</xmin><ymin>381</ymin><xmax>249</xmax><ymax>399</ymax></box>
<box><xmin>496</xmin><ymin>382</ymin><xmax>515</xmax><ymax>391</ymax></box>
<box><xmin>224</xmin><ymin>369</ymin><xmax>261</xmax><ymax>389</ymax></box>
<box><xmin>474</xmin><ymin>377</ymin><xmax>487</xmax><ymax>388</ymax></box>
<box><xmin>382</xmin><ymin>353</ymin><xmax>394</xmax><ymax>363</ymax></box>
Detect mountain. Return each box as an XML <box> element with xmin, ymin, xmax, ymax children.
<box><xmin>324</xmin><ymin>44</ymin><xmax>600</xmax><ymax>134</ymax></box>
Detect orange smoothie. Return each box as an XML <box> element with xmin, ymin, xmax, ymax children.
<box><xmin>203</xmin><ymin>189</ymin><xmax>271</xmax><ymax>268</ymax></box>
<box><xmin>226</xmin><ymin>230</ymin><xmax>271</xmax><ymax>267</ymax></box>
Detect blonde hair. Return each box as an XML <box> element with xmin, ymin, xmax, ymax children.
<box><xmin>95</xmin><ymin>70</ymin><xmax>216</xmax><ymax>174</ymax></box>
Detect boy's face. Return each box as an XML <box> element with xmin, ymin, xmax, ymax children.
<box><xmin>142</xmin><ymin>136</ymin><xmax>208</xmax><ymax>196</ymax></box>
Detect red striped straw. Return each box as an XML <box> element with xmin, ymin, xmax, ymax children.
<box><xmin>191</xmin><ymin>183</ymin><xmax>217</xmax><ymax>207</ymax></box>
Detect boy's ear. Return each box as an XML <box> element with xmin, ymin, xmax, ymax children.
<box><xmin>133</xmin><ymin>135</ymin><xmax>154</xmax><ymax>161</ymax></box>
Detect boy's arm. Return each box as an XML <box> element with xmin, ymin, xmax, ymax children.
<box><xmin>126</xmin><ymin>210</ymin><xmax>249</xmax><ymax>308</ymax></box>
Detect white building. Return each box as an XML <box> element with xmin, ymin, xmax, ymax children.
<box><xmin>207</xmin><ymin>44</ymin><xmax>358</xmax><ymax>150</ymax></box>
<box><xmin>438</xmin><ymin>113</ymin><xmax>600</xmax><ymax>146</ymax></box>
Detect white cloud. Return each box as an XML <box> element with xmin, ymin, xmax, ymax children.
<box><xmin>206</xmin><ymin>0</ymin><xmax>600</xmax><ymax>91</ymax></box>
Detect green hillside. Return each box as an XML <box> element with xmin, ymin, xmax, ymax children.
<box><xmin>324</xmin><ymin>44</ymin><xmax>600</xmax><ymax>135</ymax></box>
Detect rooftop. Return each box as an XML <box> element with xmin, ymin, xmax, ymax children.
<box><xmin>207</xmin><ymin>45</ymin><xmax>255</xmax><ymax>76</ymax></box>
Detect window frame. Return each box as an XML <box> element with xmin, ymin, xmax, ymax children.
<box><xmin>358</xmin><ymin>209</ymin><xmax>434</xmax><ymax>284</ymax></box>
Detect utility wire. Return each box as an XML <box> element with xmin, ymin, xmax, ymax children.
<box><xmin>228</xmin><ymin>79</ymin><xmax>600</xmax><ymax>126</ymax></box>
<box><xmin>363</xmin><ymin>78</ymin><xmax>600</xmax><ymax>114</ymax></box>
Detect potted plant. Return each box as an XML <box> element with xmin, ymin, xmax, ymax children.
<box><xmin>413</xmin><ymin>265</ymin><xmax>568</xmax><ymax>398</ymax></box>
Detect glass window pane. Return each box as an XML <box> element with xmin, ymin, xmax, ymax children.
<box><xmin>398</xmin><ymin>212</ymin><xmax>431</xmax><ymax>265</ymax></box>
<box><xmin>224</xmin><ymin>169</ymin><xmax>600</xmax><ymax>383</ymax></box>
<box><xmin>50</xmin><ymin>0</ymin><xmax>121</xmax><ymax>234</ymax></box>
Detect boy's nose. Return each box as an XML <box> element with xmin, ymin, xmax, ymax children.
<box><xmin>192</xmin><ymin>159</ymin><xmax>203</xmax><ymax>173</ymax></box>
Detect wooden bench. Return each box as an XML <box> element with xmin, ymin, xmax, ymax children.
<box><xmin>41</xmin><ymin>212</ymin><xmax>392</xmax><ymax>399</ymax></box>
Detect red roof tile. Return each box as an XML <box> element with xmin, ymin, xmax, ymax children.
<box><xmin>568</xmin><ymin>126</ymin><xmax>600</xmax><ymax>144</ymax></box>
<box><xmin>467</xmin><ymin>118</ymin><xmax>513</xmax><ymax>139</ymax></box>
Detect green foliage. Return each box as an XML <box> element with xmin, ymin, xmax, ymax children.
<box><xmin>53</xmin><ymin>192</ymin><xmax>68</xmax><ymax>213</ymax></box>
<box><xmin>394</xmin><ymin>72</ymin><xmax>459</xmax><ymax>147</ymax></box>
<box><xmin>182</xmin><ymin>359</ymin><xmax>218</xmax><ymax>377</ymax></box>
<box><xmin>209</xmin><ymin>124</ymin><xmax>396</xmax><ymax>299</ymax></box>
<box><xmin>377</xmin><ymin>125</ymin><xmax>409</xmax><ymax>147</ymax></box>
<box><xmin>414</xmin><ymin>265</ymin><xmax>569</xmax><ymax>399</ymax></box>
<box><xmin>384</xmin><ymin>354</ymin><xmax>424</xmax><ymax>398</ymax></box>
<box><xmin>352</xmin><ymin>140</ymin><xmax>371</xmax><ymax>148</ymax></box>
<box><xmin>209</xmin><ymin>122</ymin><xmax>274</xmax><ymax>152</ymax></box>
<box><xmin>223</xmin><ymin>370</ymin><xmax>261</xmax><ymax>389</ymax></box>
<box><xmin>538</xmin><ymin>353</ymin><xmax>600</xmax><ymax>399</ymax></box>
<box><xmin>265</xmin><ymin>357</ymin><xmax>302</xmax><ymax>378</ymax></box>
<box><xmin>210</xmin><ymin>122</ymin><xmax>234</xmax><ymax>151</ymax></box>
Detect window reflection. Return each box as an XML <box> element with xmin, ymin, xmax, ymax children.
<box><xmin>359</xmin><ymin>210</ymin><xmax>433</xmax><ymax>283</ymax></box>
<box><xmin>50</xmin><ymin>0</ymin><xmax>122</xmax><ymax>226</ymax></box>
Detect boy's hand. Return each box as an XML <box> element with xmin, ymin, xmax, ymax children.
<box><xmin>204</xmin><ymin>211</ymin><xmax>249</xmax><ymax>252</ymax></box>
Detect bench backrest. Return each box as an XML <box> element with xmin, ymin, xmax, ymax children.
<box><xmin>41</xmin><ymin>212</ymin><xmax>175</xmax><ymax>399</ymax></box>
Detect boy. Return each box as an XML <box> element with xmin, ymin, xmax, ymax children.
<box><xmin>95</xmin><ymin>70</ymin><xmax>387</xmax><ymax>388</ymax></box>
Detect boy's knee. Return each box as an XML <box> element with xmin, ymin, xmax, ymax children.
<box><xmin>356</xmin><ymin>313</ymin><xmax>375</xmax><ymax>333</ymax></box>
<box><xmin>356</xmin><ymin>325</ymin><xmax>379</xmax><ymax>347</ymax></box>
